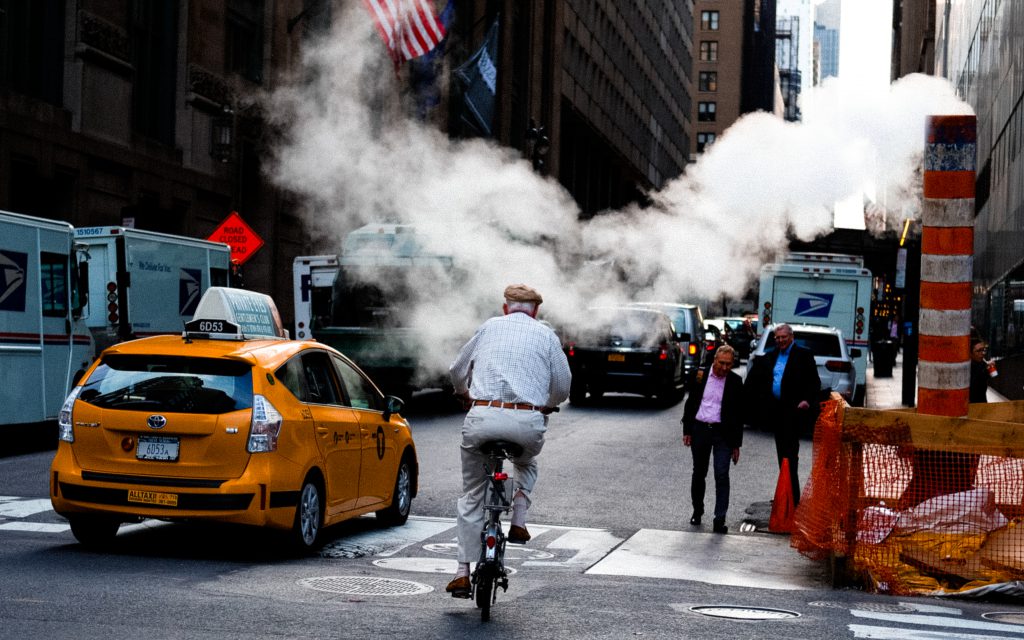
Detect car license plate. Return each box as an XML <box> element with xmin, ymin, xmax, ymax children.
<box><xmin>137</xmin><ymin>435</ymin><xmax>179</xmax><ymax>462</ymax></box>
<box><xmin>608</xmin><ymin>353</ymin><xmax>626</xmax><ymax>362</ymax></box>
<box><xmin>127</xmin><ymin>489</ymin><xmax>178</xmax><ymax>507</ymax></box>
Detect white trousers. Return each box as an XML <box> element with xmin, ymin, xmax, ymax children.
<box><xmin>456</xmin><ymin>405</ymin><xmax>547</xmax><ymax>563</ymax></box>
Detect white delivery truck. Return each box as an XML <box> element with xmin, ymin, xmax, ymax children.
<box><xmin>292</xmin><ymin>254</ymin><xmax>340</xmax><ymax>340</ymax></box>
<box><xmin>1</xmin><ymin>210</ymin><xmax>92</xmax><ymax>427</ymax></box>
<box><xmin>74</xmin><ymin>227</ymin><xmax>231</xmax><ymax>353</ymax></box>
<box><xmin>759</xmin><ymin>252</ymin><xmax>872</xmax><ymax>405</ymax></box>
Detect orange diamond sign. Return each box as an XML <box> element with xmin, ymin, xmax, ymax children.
<box><xmin>208</xmin><ymin>211</ymin><xmax>264</xmax><ymax>265</ymax></box>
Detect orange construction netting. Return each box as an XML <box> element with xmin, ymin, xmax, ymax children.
<box><xmin>791</xmin><ymin>395</ymin><xmax>1024</xmax><ymax>596</ymax></box>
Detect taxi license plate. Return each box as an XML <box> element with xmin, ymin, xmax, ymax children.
<box><xmin>127</xmin><ymin>489</ymin><xmax>179</xmax><ymax>507</ymax></box>
<box><xmin>137</xmin><ymin>435</ymin><xmax>179</xmax><ymax>462</ymax></box>
<box><xmin>608</xmin><ymin>353</ymin><xmax>626</xmax><ymax>362</ymax></box>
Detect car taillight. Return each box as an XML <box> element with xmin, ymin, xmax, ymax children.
<box><xmin>58</xmin><ymin>386</ymin><xmax>81</xmax><ymax>443</ymax></box>
<box><xmin>706</xmin><ymin>343</ymin><xmax>715</xmax><ymax>351</ymax></box>
<box><xmin>248</xmin><ymin>395</ymin><xmax>282</xmax><ymax>453</ymax></box>
<box><xmin>825</xmin><ymin>360</ymin><xmax>852</xmax><ymax>372</ymax></box>
<box><xmin>659</xmin><ymin>343</ymin><xmax>669</xmax><ymax>360</ymax></box>
<box><xmin>688</xmin><ymin>343</ymin><xmax>697</xmax><ymax>356</ymax></box>
<box><xmin>567</xmin><ymin>342</ymin><xmax>576</xmax><ymax>357</ymax></box>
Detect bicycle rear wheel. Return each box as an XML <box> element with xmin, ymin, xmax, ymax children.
<box><xmin>475</xmin><ymin>563</ymin><xmax>494</xmax><ymax>621</ymax></box>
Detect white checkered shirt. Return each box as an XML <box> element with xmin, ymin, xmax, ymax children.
<box><xmin>450</xmin><ymin>312</ymin><xmax>572</xmax><ymax>408</ymax></box>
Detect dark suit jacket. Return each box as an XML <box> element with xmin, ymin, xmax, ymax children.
<box><xmin>744</xmin><ymin>343</ymin><xmax>821</xmax><ymax>431</ymax></box>
<box><xmin>681</xmin><ymin>368</ymin><xmax>745</xmax><ymax>449</ymax></box>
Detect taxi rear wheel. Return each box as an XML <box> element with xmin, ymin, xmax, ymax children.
<box><xmin>290</xmin><ymin>478</ymin><xmax>323</xmax><ymax>551</ymax></box>
<box><xmin>69</xmin><ymin>515</ymin><xmax>120</xmax><ymax>547</ymax></box>
<box><xmin>376</xmin><ymin>459</ymin><xmax>412</xmax><ymax>526</ymax></box>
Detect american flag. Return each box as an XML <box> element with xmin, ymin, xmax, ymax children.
<box><xmin>362</xmin><ymin>0</ymin><xmax>447</xmax><ymax>66</ymax></box>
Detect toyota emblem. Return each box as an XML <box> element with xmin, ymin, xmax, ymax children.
<box><xmin>147</xmin><ymin>415</ymin><xmax>167</xmax><ymax>430</ymax></box>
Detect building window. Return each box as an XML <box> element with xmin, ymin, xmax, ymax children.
<box><xmin>698</xmin><ymin>102</ymin><xmax>717</xmax><ymax>122</ymax></box>
<box><xmin>701</xmin><ymin>10</ymin><xmax>719</xmax><ymax>31</ymax></box>
<box><xmin>131</xmin><ymin>1</ymin><xmax>179</xmax><ymax>145</ymax></box>
<box><xmin>697</xmin><ymin>132</ymin><xmax>716</xmax><ymax>152</ymax></box>
<box><xmin>0</xmin><ymin>0</ymin><xmax>65</xmax><ymax>105</ymax></box>
<box><xmin>699</xmin><ymin>71</ymin><xmax>717</xmax><ymax>92</ymax></box>
<box><xmin>227</xmin><ymin>0</ymin><xmax>265</xmax><ymax>83</ymax></box>
<box><xmin>699</xmin><ymin>41</ymin><xmax>718</xmax><ymax>62</ymax></box>
<box><xmin>40</xmin><ymin>252</ymin><xmax>69</xmax><ymax>318</ymax></box>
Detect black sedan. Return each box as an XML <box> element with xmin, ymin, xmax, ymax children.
<box><xmin>563</xmin><ymin>307</ymin><xmax>686</xmax><ymax>405</ymax></box>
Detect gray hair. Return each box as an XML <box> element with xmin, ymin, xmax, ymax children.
<box><xmin>506</xmin><ymin>301</ymin><xmax>538</xmax><ymax>314</ymax></box>
<box><xmin>715</xmin><ymin>344</ymin><xmax>737</xmax><ymax>360</ymax></box>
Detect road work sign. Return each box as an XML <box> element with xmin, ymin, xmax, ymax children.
<box><xmin>208</xmin><ymin>211</ymin><xmax>264</xmax><ymax>265</ymax></box>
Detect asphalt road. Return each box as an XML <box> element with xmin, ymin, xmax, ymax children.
<box><xmin>1</xmin><ymin>383</ymin><xmax>1021</xmax><ymax>639</ymax></box>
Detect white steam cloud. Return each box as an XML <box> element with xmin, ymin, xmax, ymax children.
<box><xmin>263</xmin><ymin>5</ymin><xmax>972</xmax><ymax>383</ymax></box>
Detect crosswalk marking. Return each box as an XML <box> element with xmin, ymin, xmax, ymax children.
<box><xmin>849</xmin><ymin>624</ymin><xmax>1021</xmax><ymax>639</ymax></box>
<box><xmin>0</xmin><ymin>497</ymin><xmax>53</xmax><ymax>518</ymax></box>
<box><xmin>850</xmin><ymin>609</ymin><xmax>1024</xmax><ymax>635</ymax></box>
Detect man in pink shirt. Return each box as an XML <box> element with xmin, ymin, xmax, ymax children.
<box><xmin>681</xmin><ymin>345</ymin><xmax>744</xmax><ymax>533</ymax></box>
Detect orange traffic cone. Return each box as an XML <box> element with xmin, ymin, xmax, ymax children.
<box><xmin>769</xmin><ymin>458</ymin><xmax>795</xmax><ymax>533</ymax></box>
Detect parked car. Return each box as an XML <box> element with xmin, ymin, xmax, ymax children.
<box><xmin>564</xmin><ymin>307</ymin><xmax>686</xmax><ymax>405</ymax></box>
<box><xmin>624</xmin><ymin>302</ymin><xmax>706</xmax><ymax>383</ymax></box>
<box><xmin>749</xmin><ymin>323</ymin><xmax>861</xmax><ymax>405</ymax></box>
<box><xmin>704</xmin><ymin>323</ymin><xmax>724</xmax><ymax>360</ymax></box>
<box><xmin>709</xmin><ymin>316</ymin><xmax>758</xmax><ymax>360</ymax></box>
<box><xmin>50</xmin><ymin>287</ymin><xmax>418</xmax><ymax>551</ymax></box>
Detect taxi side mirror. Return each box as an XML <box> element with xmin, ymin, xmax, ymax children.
<box><xmin>383</xmin><ymin>395</ymin><xmax>404</xmax><ymax>421</ymax></box>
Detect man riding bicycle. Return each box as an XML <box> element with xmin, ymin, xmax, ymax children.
<box><xmin>446</xmin><ymin>284</ymin><xmax>571</xmax><ymax>598</ymax></box>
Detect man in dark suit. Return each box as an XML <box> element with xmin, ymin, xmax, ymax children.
<box><xmin>744</xmin><ymin>323</ymin><xmax>821</xmax><ymax>504</ymax></box>
<box><xmin>681</xmin><ymin>345</ymin><xmax>744</xmax><ymax>533</ymax></box>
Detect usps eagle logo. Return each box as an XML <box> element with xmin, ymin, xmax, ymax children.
<box><xmin>0</xmin><ymin>250</ymin><xmax>28</xmax><ymax>312</ymax></box>
<box><xmin>179</xmin><ymin>268</ymin><xmax>202</xmax><ymax>316</ymax></box>
<box><xmin>794</xmin><ymin>293</ymin><xmax>834</xmax><ymax>318</ymax></box>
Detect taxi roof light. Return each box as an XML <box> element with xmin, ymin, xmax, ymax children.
<box><xmin>247</xmin><ymin>395</ymin><xmax>282</xmax><ymax>453</ymax></box>
<box><xmin>184</xmin><ymin>287</ymin><xmax>289</xmax><ymax>342</ymax></box>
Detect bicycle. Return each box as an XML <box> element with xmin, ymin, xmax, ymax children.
<box><xmin>471</xmin><ymin>439</ymin><xmax>522</xmax><ymax>622</ymax></box>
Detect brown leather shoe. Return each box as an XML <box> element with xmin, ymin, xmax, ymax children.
<box><xmin>445</xmin><ymin>575</ymin><xmax>471</xmax><ymax>598</ymax></box>
<box><xmin>508</xmin><ymin>525</ymin><xmax>531</xmax><ymax>544</ymax></box>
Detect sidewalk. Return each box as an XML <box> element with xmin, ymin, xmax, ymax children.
<box><xmin>865</xmin><ymin>350</ymin><xmax>1007</xmax><ymax>409</ymax></box>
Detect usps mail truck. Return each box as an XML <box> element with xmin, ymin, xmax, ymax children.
<box><xmin>1</xmin><ymin>210</ymin><xmax>92</xmax><ymax>427</ymax></box>
<box><xmin>759</xmin><ymin>252</ymin><xmax>872</xmax><ymax>405</ymax></box>
<box><xmin>74</xmin><ymin>227</ymin><xmax>231</xmax><ymax>353</ymax></box>
<box><xmin>292</xmin><ymin>254</ymin><xmax>340</xmax><ymax>340</ymax></box>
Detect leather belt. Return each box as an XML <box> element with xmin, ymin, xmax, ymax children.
<box><xmin>472</xmin><ymin>400</ymin><xmax>540</xmax><ymax>411</ymax></box>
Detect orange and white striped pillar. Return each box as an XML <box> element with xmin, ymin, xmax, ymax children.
<box><xmin>918</xmin><ymin>115</ymin><xmax>976</xmax><ymax>417</ymax></box>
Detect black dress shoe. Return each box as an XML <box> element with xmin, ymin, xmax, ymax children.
<box><xmin>712</xmin><ymin>518</ymin><xmax>728</xmax><ymax>534</ymax></box>
<box><xmin>689</xmin><ymin>513</ymin><xmax>702</xmax><ymax>526</ymax></box>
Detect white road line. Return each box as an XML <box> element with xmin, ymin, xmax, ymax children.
<box><xmin>524</xmin><ymin>529</ymin><xmax>624</xmax><ymax>569</ymax></box>
<box><xmin>850</xmin><ymin>610</ymin><xmax>1024</xmax><ymax>635</ymax></box>
<box><xmin>0</xmin><ymin>522</ymin><xmax>69</xmax><ymax>533</ymax></box>
<box><xmin>850</xmin><ymin>623</ymin><xmax>1022</xmax><ymax>639</ymax></box>
<box><xmin>0</xmin><ymin>498</ymin><xmax>53</xmax><ymax>518</ymax></box>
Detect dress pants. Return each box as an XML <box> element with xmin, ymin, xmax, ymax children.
<box><xmin>690</xmin><ymin>421</ymin><xmax>732</xmax><ymax>519</ymax></box>
<box><xmin>456</xmin><ymin>405</ymin><xmax>546</xmax><ymax>563</ymax></box>
<box><xmin>769</xmin><ymin>400</ymin><xmax>803</xmax><ymax>505</ymax></box>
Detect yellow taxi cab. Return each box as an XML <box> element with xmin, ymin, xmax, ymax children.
<box><xmin>50</xmin><ymin>287</ymin><xmax>417</xmax><ymax>551</ymax></box>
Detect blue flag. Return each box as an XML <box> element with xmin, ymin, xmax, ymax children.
<box><xmin>454</xmin><ymin>16</ymin><xmax>499</xmax><ymax>137</ymax></box>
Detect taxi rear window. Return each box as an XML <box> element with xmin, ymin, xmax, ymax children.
<box><xmin>78</xmin><ymin>355</ymin><xmax>253</xmax><ymax>414</ymax></box>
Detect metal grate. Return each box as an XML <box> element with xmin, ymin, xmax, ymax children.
<box><xmin>297</xmin><ymin>576</ymin><xmax>433</xmax><ymax>596</ymax></box>
<box><xmin>809</xmin><ymin>601</ymin><xmax>913</xmax><ymax>613</ymax></box>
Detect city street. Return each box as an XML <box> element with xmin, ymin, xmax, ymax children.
<box><xmin>1</xmin><ymin>358</ymin><xmax>1021</xmax><ymax>639</ymax></box>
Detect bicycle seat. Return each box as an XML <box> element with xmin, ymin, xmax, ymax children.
<box><xmin>480</xmin><ymin>440</ymin><xmax>523</xmax><ymax>458</ymax></box>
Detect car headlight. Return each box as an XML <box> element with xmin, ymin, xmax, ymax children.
<box><xmin>247</xmin><ymin>394</ymin><xmax>282</xmax><ymax>453</ymax></box>
<box><xmin>58</xmin><ymin>386</ymin><xmax>82</xmax><ymax>443</ymax></box>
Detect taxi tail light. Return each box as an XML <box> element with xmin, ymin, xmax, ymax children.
<box><xmin>247</xmin><ymin>395</ymin><xmax>282</xmax><ymax>453</ymax></box>
<box><xmin>825</xmin><ymin>360</ymin><xmax>852</xmax><ymax>372</ymax></box>
<box><xmin>57</xmin><ymin>386</ymin><xmax>81</xmax><ymax>443</ymax></box>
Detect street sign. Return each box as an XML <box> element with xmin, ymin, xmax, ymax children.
<box><xmin>207</xmin><ymin>211</ymin><xmax>264</xmax><ymax>265</ymax></box>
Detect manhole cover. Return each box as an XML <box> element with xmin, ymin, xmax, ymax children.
<box><xmin>982</xmin><ymin>612</ymin><xmax>1024</xmax><ymax>625</ymax></box>
<box><xmin>691</xmin><ymin>606</ymin><xmax>801</xmax><ymax>620</ymax></box>
<box><xmin>422</xmin><ymin>542</ymin><xmax>555</xmax><ymax>560</ymax></box>
<box><xmin>809</xmin><ymin>601</ymin><xmax>913</xmax><ymax>613</ymax></box>
<box><xmin>297</xmin><ymin>576</ymin><xmax>432</xmax><ymax>596</ymax></box>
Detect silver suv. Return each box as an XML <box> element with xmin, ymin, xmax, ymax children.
<box><xmin>749</xmin><ymin>324</ymin><xmax>860</xmax><ymax>405</ymax></box>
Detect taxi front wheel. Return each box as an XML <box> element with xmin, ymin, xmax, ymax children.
<box><xmin>69</xmin><ymin>515</ymin><xmax>120</xmax><ymax>547</ymax></box>
<box><xmin>289</xmin><ymin>477</ymin><xmax>324</xmax><ymax>551</ymax></box>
